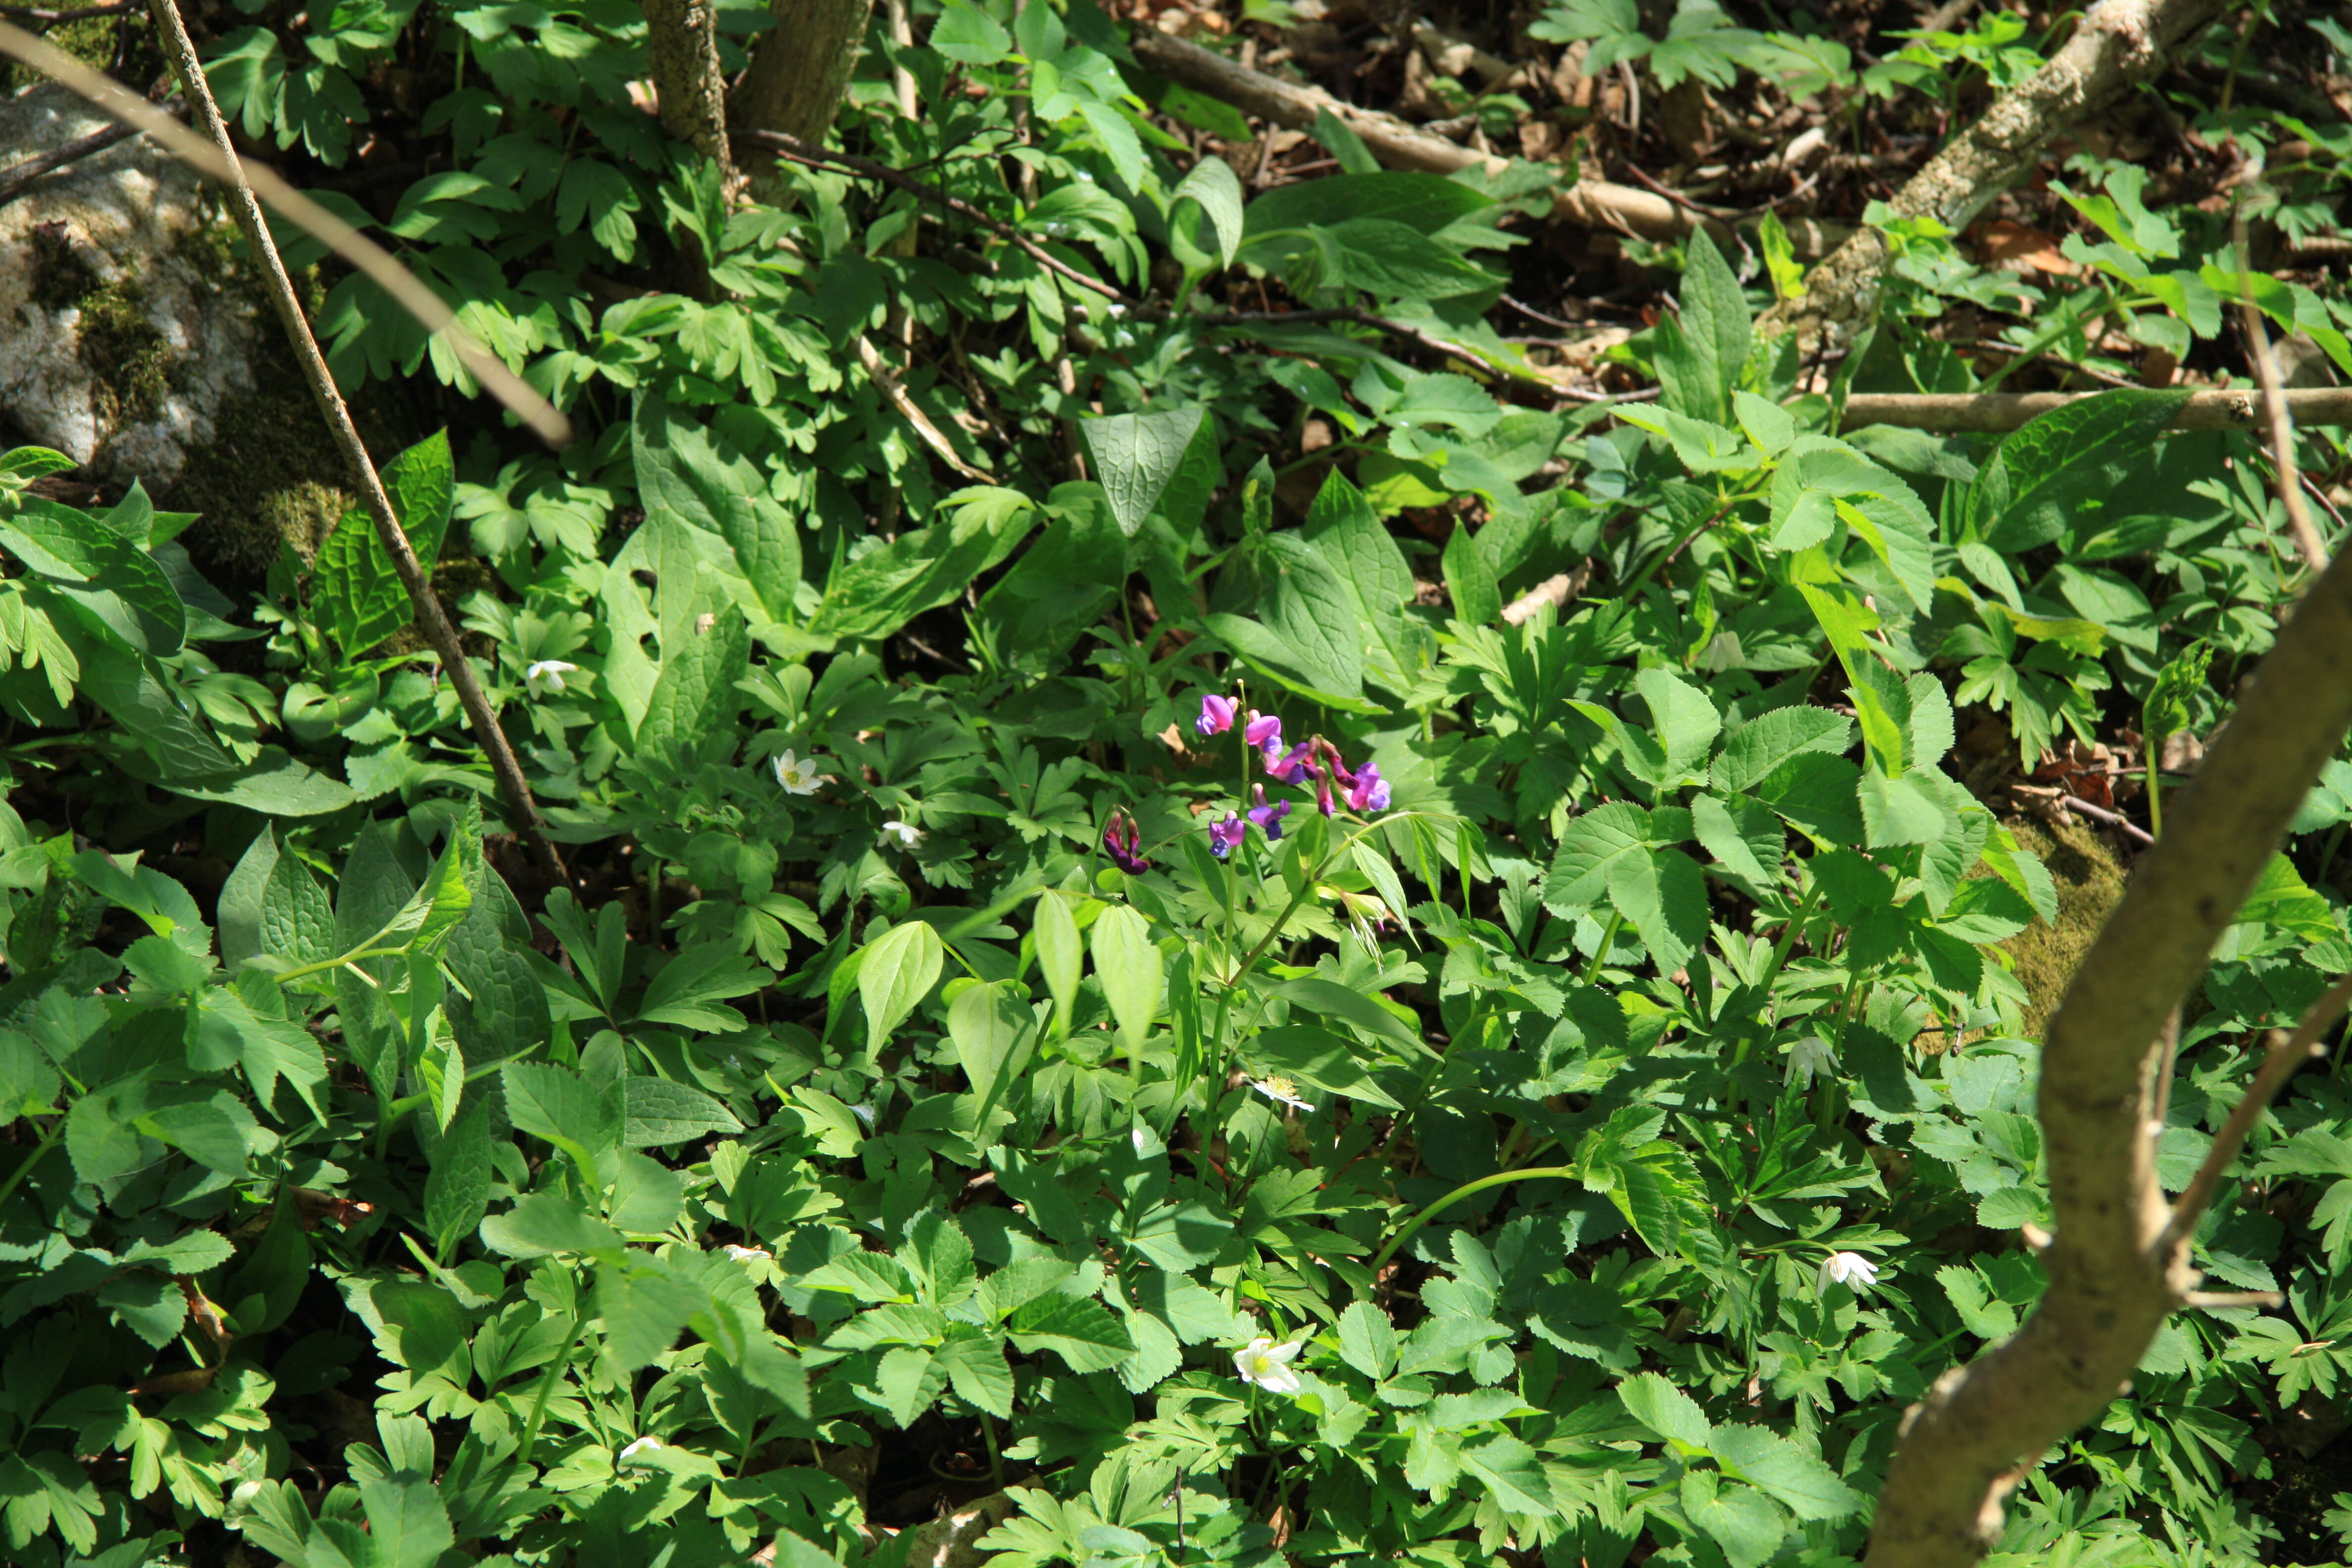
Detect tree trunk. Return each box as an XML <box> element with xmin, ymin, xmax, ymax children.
<box><xmin>643</xmin><ymin>0</ymin><xmax>733</xmax><ymax>173</ymax></box>
<box><xmin>1768</xmin><ymin>0</ymin><xmax>2228</xmax><ymax>349</ymax></box>
<box><xmin>733</xmin><ymin>0</ymin><xmax>870</xmax><ymax>191</ymax></box>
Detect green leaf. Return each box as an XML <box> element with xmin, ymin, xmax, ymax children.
<box><xmin>595</xmin><ymin>1259</ymin><xmax>702</xmax><ymax>1369</ymax></box>
<box><xmin>425</xmin><ymin>1098</ymin><xmax>493</xmax><ymax>1258</ymax></box>
<box><xmin>1324</xmin><ymin>218</ymin><xmax>1499</xmax><ymax>299</ymax></box>
<box><xmin>1857</xmin><ymin>768</ymin><xmax>1952</xmax><ymax>849</ymax></box>
<box><xmin>311</xmin><ymin>431</ymin><xmax>454</xmax><ymax>659</ymax></box>
<box><xmin>1442</xmin><ymin>524</ymin><xmax>1502</xmax><ymax>625</ymax></box>
<box><xmin>812</xmin><ymin>487</ymin><xmax>1037</xmax><ymax>637</ymax></box>
<box><xmin>1247</xmin><ymin>1023</ymin><xmax>1404</xmax><ymax>1109</ymax></box>
<box><xmin>1169</xmin><ymin>154</ymin><xmax>1245</xmax><ymax>270</ymax></box>
<box><xmin>1274</xmin><ymin>976</ymin><xmax>1422</xmax><ymax>1054</ymax></box>
<box><xmin>1033</xmin><ymin>889</ymin><xmax>1083</xmax><ymax>1036</ymax></box>
<box><xmin>1618</xmin><ymin>1369</ymin><xmax>1712</xmax><ymax>1448</ymax></box>
<box><xmin>1336</xmin><ymin>1300</ymin><xmax>1398</xmax><ymax>1378</ymax></box>
<box><xmin>1242</xmin><ymin>170</ymin><xmax>1494</xmax><ymax>241</ymax></box>
<box><xmin>0</xmin><ymin>496</ymin><xmax>186</xmax><ymax>656</ymax></box>
<box><xmin>1675</xmin><ymin>230</ymin><xmax>1751</xmax><ymax>421</ymax></box>
<box><xmin>1090</xmin><ymin>904</ymin><xmax>1161</xmax><ymax>1066</ymax></box>
<box><xmin>356</xmin><ymin>1475</ymin><xmax>455</xmax><ymax>1568</ymax></box>
<box><xmin>1078</xmin><ymin>407</ymin><xmax>1209</xmax><ymax>538</ymax></box>
<box><xmin>1708</xmin><ymin>1423</ymin><xmax>1864</xmax><ymax>1520</ymax></box>
<box><xmin>634</xmin><ymin>395</ymin><xmax>799</xmax><ymax>625</ymax></box>
<box><xmin>1681</xmin><ymin>1471</ymin><xmax>1790</xmax><ymax>1568</ymax></box>
<box><xmin>1634</xmin><ymin>667</ymin><xmax>1722</xmax><ymax>781</ymax></box>
<box><xmin>859</xmin><ymin>920</ymin><xmax>944</xmax><ymax>1056</ymax></box>
<box><xmin>929</xmin><ymin>0</ymin><xmax>1011</xmax><ymax>62</ymax></box>
<box><xmin>1971</xmin><ymin>388</ymin><xmax>2192</xmax><ymax>550</ymax></box>
<box><xmin>936</xmin><ymin>1332</ymin><xmax>1015</xmax><ymax>1417</ymax></box>
<box><xmin>480</xmin><ymin>1190</ymin><xmax>626</xmax><ymax>1258</ymax></box>
<box><xmin>218</xmin><ymin>828</ymin><xmax>279</xmax><ymax>972</ymax></box>
<box><xmin>1007</xmin><ymin>1292</ymin><xmax>1135</xmax><ymax>1372</ymax></box>
<box><xmin>623</xmin><ymin>1075</ymin><xmax>744</xmax><ymax>1147</ymax></box>
<box><xmin>1711</xmin><ymin>706</ymin><xmax>1854</xmax><ymax>794</ymax></box>
<box><xmin>503</xmin><ymin>1060</ymin><xmax>619</xmax><ymax>1172</ymax></box>
<box><xmin>948</xmin><ymin>980</ymin><xmax>1028</xmax><ymax>1115</ymax></box>
<box><xmin>1607</xmin><ymin>847</ymin><xmax>1707</xmax><ymax>972</ymax></box>
<box><xmin>1302</xmin><ymin>470</ymin><xmax>1419</xmax><ymax>686</ymax></box>
<box><xmin>1263</xmin><ymin>533</ymin><xmax>1366</xmax><ymax>699</ymax></box>
<box><xmin>635</xmin><ymin>942</ymin><xmax>768</xmax><ymax>1031</ymax></box>
<box><xmin>638</xmin><ymin>607</ymin><xmax>749</xmax><ymax>765</ymax></box>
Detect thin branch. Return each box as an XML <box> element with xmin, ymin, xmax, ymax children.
<box><xmin>2235</xmin><ymin>217</ymin><xmax>2331</xmax><ymax>574</ymax></box>
<box><xmin>0</xmin><ymin>20</ymin><xmax>568</xmax><ymax>444</ymax></box>
<box><xmin>2060</xmin><ymin>793</ymin><xmax>2155</xmax><ymax>847</ymax></box>
<box><xmin>1197</xmin><ymin>307</ymin><xmax>1603</xmax><ymax>398</ymax></box>
<box><xmin>0</xmin><ymin>1</ymin><xmax>136</xmax><ymax>17</ymax></box>
<box><xmin>139</xmin><ymin>0</ymin><xmax>572</xmax><ymax>891</ymax></box>
<box><xmin>0</xmin><ymin>110</ymin><xmax>152</xmax><ymax>207</ymax></box>
<box><xmin>1840</xmin><ymin>386</ymin><xmax>2352</xmax><ymax>434</ymax></box>
<box><xmin>2157</xmin><ymin>972</ymin><xmax>2352</xmax><ymax>1252</ymax></box>
<box><xmin>739</xmin><ymin>128</ymin><xmax>1132</xmax><ymax>306</ymax></box>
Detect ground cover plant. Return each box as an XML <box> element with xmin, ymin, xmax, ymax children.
<box><xmin>0</xmin><ymin>0</ymin><xmax>2351</xmax><ymax>1564</ymax></box>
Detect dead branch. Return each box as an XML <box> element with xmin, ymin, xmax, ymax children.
<box><xmin>1863</xmin><ymin>413</ymin><xmax>2352</xmax><ymax>1568</ymax></box>
<box><xmin>139</xmin><ymin>0</ymin><xmax>572</xmax><ymax>891</ymax></box>
<box><xmin>1772</xmin><ymin>0</ymin><xmax>2231</xmax><ymax>349</ymax></box>
<box><xmin>1128</xmin><ymin>28</ymin><xmax>1847</xmax><ymax>257</ymax></box>
<box><xmin>1839</xmin><ymin>386</ymin><xmax>2352</xmax><ymax>434</ymax></box>
<box><xmin>0</xmin><ymin>111</ymin><xmax>152</xmax><ymax>207</ymax></box>
<box><xmin>2234</xmin><ymin>223</ymin><xmax>2331</xmax><ymax>574</ymax></box>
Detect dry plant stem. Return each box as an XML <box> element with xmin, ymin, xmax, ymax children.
<box><xmin>1864</xmin><ymin>544</ymin><xmax>2352</xmax><ymax>1566</ymax></box>
<box><xmin>1840</xmin><ymin>386</ymin><xmax>2352</xmax><ymax>434</ymax></box>
<box><xmin>740</xmin><ymin>129</ymin><xmax>1131</xmax><ymax>305</ymax></box>
<box><xmin>2234</xmin><ymin>298</ymin><xmax>2330</xmax><ymax>573</ymax></box>
<box><xmin>1774</xmin><ymin>0</ymin><xmax>2230</xmax><ymax>348</ymax></box>
<box><xmin>1127</xmin><ymin>29</ymin><xmax>1846</xmax><ymax>255</ymax></box>
<box><xmin>2058</xmin><ymin>792</ymin><xmax>2154</xmax><ymax>847</ymax></box>
<box><xmin>0</xmin><ymin>20</ymin><xmax>567</xmax><ymax>443</ymax></box>
<box><xmin>0</xmin><ymin>111</ymin><xmax>152</xmax><ymax>206</ymax></box>
<box><xmin>2160</xmin><ymin>972</ymin><xmax>2352</xmax><ymax>1251</ymax></box>
<box><xmin>140</xmin><ymin>0</ymin><xmax>572</xmax><ymax>891</ymax></box>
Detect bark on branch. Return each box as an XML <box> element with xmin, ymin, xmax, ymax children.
<box><xmin>643</xmin><ymin>0</ymin><xmax>733</xmax><ymax>175</ymax></box>
<box><xmin>1864</xmin><ymin>512</ymin><xmax>2352</xmax><ymax>1565</ymax></box>
<box><xmin>1841</xmin><ymin>386</ymin><xmax>2352</xmax><ymax>434</ymax></box>
<box><xmin>134</xmin><ymin>0</ymin><xmax>573</xmax><ymax>890</ymax></box>
<box><xmin>1128</xmin><ymin>29</ymin><xmax>1847</xmax><ymax>257</ymax></box>
<box><xmin>732</xmin><ymin>0</ymin><xmax>870</xmax><ymax>193</ymax></box>
<box><xmin>1772</xmin><ymin>0</ymin><xmax>2229</xmax><ymax>348</ymax></box>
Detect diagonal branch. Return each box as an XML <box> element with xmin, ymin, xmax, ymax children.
<box><xmin>137</xmin><ymin>0</ymin><xmax>573</xmax><ymax>890</ymax></box>
<box><xmin>1864</xmin><ymin>411</ymin><xmax>2352</xmax><ymax>1568</ymax></box>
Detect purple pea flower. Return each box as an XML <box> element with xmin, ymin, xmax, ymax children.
<box><xmin>1103</xmin><ymin>810</ymin><xmax>1147</xmax><ymax>874</ymax></box>
<box><xmin>1263</xmin><ymin>740</ymin><xmax>1315</xmax><ymax>784</ymax></box>
<box><xmin>1243</xmin><ymin>710</ymin><xmax>1282</xmax><ymax>750</ymax></box>
<box><xmin>1208</xmin><ymin>814</ymin><xmax>1247</xmax><ymax>858</ymax></box>
<box><xmin>1196</xmin><ymin>694</ymin><xmax>1236</xmax><ymax>736</ymax></box>
<box><xmin>1247</xmin><ymin>784</ymin><xmax>1291</xmax><ymax>841</ymax></box>
<box><xmin>1345</xmin><ymin>762</ymin><xmax>1392</xmax><ymax>814</ymax></box>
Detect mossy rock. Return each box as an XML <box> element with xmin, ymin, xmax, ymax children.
<box><xmin>1998</xmin><ymin>816</ymin><xmax>2129</xmax><ymax>1042</ymax></box>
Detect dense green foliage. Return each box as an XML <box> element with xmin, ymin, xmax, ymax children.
<box><xmin>1</xmin><ymin>0</ymin><xmax>2351</xmax><ymax>1566</ymax></box>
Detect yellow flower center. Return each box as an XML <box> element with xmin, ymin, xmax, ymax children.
<box><xmin>1262</xmin><ymin>1076</ymin><xmax>1297</xmax><ymax>1100</ymax></box>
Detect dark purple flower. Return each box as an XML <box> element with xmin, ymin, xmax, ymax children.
<box><xmin>1103</xmin><ymin>810</ymin><xmax>1147</xmax><ymax>874</ymax></box>
<box><xmin>1345</xmin><ymin>762</ymin><xmax>1392</xmax><ymax>814</ymax></box>
<box><xmin>1247</xmin><ymin>784</ymin><xmax>1291</xmax><ymax>841</ymax></box>
<box><xmin>1243</xmin><ymin>710</ymin><xmax>1282</xmax><ymax>749</ymax></box>
<box><xmin>1263</xmin><ymin>741</ymin><xmax>1315</xmax><ymax>784</ymax></box>
<box><xmin>1208</xmin><ymin>814</ymin><xmax>1247</xmax><ymax>858</ymax></box>
<box><xmin>1196</xmin><ymin>694</ymin><xmax>1236</xmax><ymax>736</ymax></box>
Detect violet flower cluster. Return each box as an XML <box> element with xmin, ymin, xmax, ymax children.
<box><xmin>1195</xmin><ymin>693</ymin><xmax>1392</xmax><ymax>858</ymax></box>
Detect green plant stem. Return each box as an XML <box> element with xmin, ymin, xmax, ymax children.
<box><xmin>1369</xmin><ymin>1165</ymin><xmax>1578</xmax><ymax>1277</ymax></box>
<box><xmin>980</xmin><ymin>1408</ymin><xmax>1004</xmax><ymax>1487</ymax></box>
<box><xmin>0</xmin><ymin>1118</ymin><xmax>65</xmax><ymax>1211</ymax></box>
<box><xmin>1582</xmin><ymin>911</ymin><xmax>1625</xmax><ymax>985</ymax></box>
<box><xmin>510</xmin><ymin>1310</ymin><xmax>582</xmax><ymax>1475</ymax></box>
<box><xmin>273</xmin><ymin>944</ymin><xmax>409</xmax><ymax>985</ymax></box>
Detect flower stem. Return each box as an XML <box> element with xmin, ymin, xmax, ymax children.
<box><xmin>1369</xmin><ymin>1165</ymin><xmax>1579</xmax><ymax>1277</ymax></box>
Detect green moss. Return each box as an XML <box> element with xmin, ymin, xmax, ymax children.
<box><xmin>8</xmin><ymin>13</ymin><xmax>166</xmax><ymax>97</ymax></box>
<box><xmin>1998</xmin><ymin>816</ymin><xmax>2128</xmax><ymax>1042</ymax></box>
<box><xmin>27</xmin><ymin>228</ymin><xmax>173</xmax><ymax>426</ymax></box>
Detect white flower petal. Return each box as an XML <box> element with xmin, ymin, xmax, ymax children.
<box><xmin>617</xmin><ymin>1435</ymin><xmax>664</xmax><ymax>1464</ymax></box>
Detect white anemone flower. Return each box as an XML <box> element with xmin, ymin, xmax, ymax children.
<box><xmin>1818</xmin><ymin>1251</ymin><xmax>1880</xmax><ymax>1293</ymax></box>
<box><xmin>1233</xmin><ymin>1335</ymin><xmax>1305</xmax><ymax>1394</ymax></box>
<box><xmin>881</xmin><ymin>820</ymin><xmax>925</xmax><ymax>849</ymax></box>
<box><xmin>1785</xmin><ymin>1035</ymin><xmax>1837</xmax><ymax>1090</ymax></box>
<box><xmin>721</xmin><ymin>1244</ymin><xmax>773</xmax><ymax>1263</ymax></box>
<box><xmin>524</xmin><ymin>659</ymin><xmax>579</xmax><ymax>697</ymax></box>
<box><xmin>1252</xmin><ymin>1075</ymin><xmax>1316</xmax><ymax>1114</ymax></box>
<box><xmin>772</xmin><ymin>750</ymin><xmax>821</xmax><ymax>796</ymax></box>
<box><xmin>617</xmin><ymin>1435</ymin><xmax>665</xmax><ymax>1465</ymax></box>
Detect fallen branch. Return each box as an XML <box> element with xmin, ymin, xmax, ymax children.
<box><xmin>0</xmin><ymin>110</ymin><xmax>153</xmax><ymax>207</ymax></box>
<box><xmin>2059</xmin><ymin>792</ymin><xmax>2154</xmax><ymax>847</ymax></box>
<box><xmin>1771</xmin><ymin>0</ymin><xmax>2230</xmax><ymax>348</ymax></box>
<box><xmin>1862</xmin><ymin>376</ymin><xmax>2352</xmax><ymax>1568</ymax></box>
<box><xmin>1128</xmin><ymin>28</ymin><xmax>1847</xmax><ymax>257</ymax></box>
<box><xmin>138</xmin><ymin>0</ymin><xmax>572</xmax><ymax>891</ymax></box>
<box><xmin>1839</xmin><ymin>386</ymin><xmax>2352</xmax><ymax>434</ymax></box>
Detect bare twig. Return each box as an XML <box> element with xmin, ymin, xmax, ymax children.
<box><xmin>2183</xmin><ymin>1290</ymin><xmax>2286</xmax><ymax>1309</ymax></box>
<box><xmin>1197</xmin><ymin>306</ymin><xmax>1594</xmax><ymax>398</ymax></box>
<box><xmin>0</xmin><ymin>110</ymin><xmax>154</xmax><ymax>206</ymax></box>
<box><xmin>0</xmin><ymin>1</ymin><xmax>136</xmax><ymax>16</ymax></box>
<box><xmin>2157</xmin><ymin>972</ymin><xmax>2352</xmax><ymax>1252</ymax></box>
<box><xmin>2060</xmin><ymin>793</ymin><xmax>2155</xmax><ymax>847</ymax></box>
<box><xmin>137</xmin><ymin>0</ymin><xmax>571</xmax><ymax>890</ymax></box>
<box><xmin>739</xmin><ymin>128</ymin><xmax>1132</xmax><ymax>306</ymax></box>
<box><xmin>2235</xmin><ymin>218</ymin><xmax>2331</xmax><ymax>574</ymax></box>
<box><xmin>0</xmin><ymin>20</ymin><xmax>567</xmax><ymax>444</ymax></box>
<box><xmin>856</xmin><ymin>335</ymin><xmax>990</xmax><ymax>482</ymax></box>
<box><xmin>1840</xmin><ymin>387</ymin><xmax>2352</xmax><ymax>434</ymax></box>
